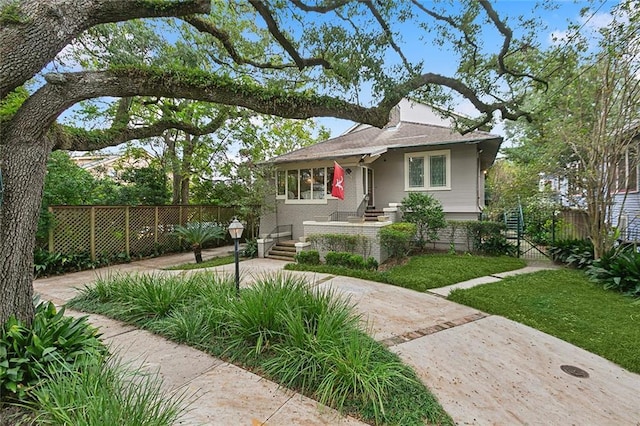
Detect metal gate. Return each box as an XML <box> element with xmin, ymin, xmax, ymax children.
<box><xmin>503</xmin><ymin>204</ymin><xmax>589</xmax><ymax>260</ymax></box>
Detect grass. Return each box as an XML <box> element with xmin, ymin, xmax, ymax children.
<box><xmin>448</xmin><ymin>269</ymin><xmax>640</xmax><ymax>374</ymax></box>
<box><xmin>385</xmin><ymin>253</ymin><xmax>526</xmax><ymax>291</ymax></box>
<box><xmin>164</xmin><ymin>255</ymin><xmax>236</xmax><ymax>270</ymax></box>
<box><xmin>286</xmin><ymin>253</ymin><xmax>526</xmax><ymax>291</ymax></box>
<box><xmin>69</xmin><ymin>272</ymin><xmax>452</xmax><ymax>425</ymax></box>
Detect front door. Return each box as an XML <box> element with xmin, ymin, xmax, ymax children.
<box><xmin>362</xmin><ymin>167</ymin><xmax>374</xmax><ymax>207</ymax></box>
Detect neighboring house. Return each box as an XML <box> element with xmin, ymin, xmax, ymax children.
<box><xmin>71</xmin><ymin>153</ymin><xmax>152</xmax><ymax>180</ymax></box>
<box><xmin>259</xmin><ymin>99</ymin><xmax>503</xmax><ymax>261</ymax></box>
<box><xmin>538</xmin><ymin>138</ymin><xmax>640</xmax><ymax>242</ymax></box>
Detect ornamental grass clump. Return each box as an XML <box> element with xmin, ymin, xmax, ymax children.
<box><xmin>26</xmin><ymin>356</ymin><xmax>187</xmax><ymax>426</ymax></box>
<box><xmin>70</xmin><ymin>272</ymin><xmax>452</xmax><ymax>425</ymax></box>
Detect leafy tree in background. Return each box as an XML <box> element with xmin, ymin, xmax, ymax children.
<box><xmin>1</xmin><ymin>0</ymin><xmax>547</xmax><ymax>323</ymax></box>
<box><xmin>504</xmin><ymin>1</ymin><xmax>640</xmax><ymax>258</ymax></box>
<box><xmin>37</xmin><ymin>151</ymin><xmax>98</xmax><ymax>242</ymax></box>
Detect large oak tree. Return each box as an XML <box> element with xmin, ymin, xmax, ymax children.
<box><xmin>1</xmin><ymin>0</ymin><xmax>543</xmax><ymax>323</ymax></box>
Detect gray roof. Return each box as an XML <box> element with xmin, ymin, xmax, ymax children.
<box><xmin>267</xmin><ymin>121</ymin><xmax>503</xmax><ymax>170</ymax></box>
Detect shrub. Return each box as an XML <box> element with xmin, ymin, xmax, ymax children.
<box><xmin>400</xmin><ymin>193</ymin><xmax>447</xmax><ymax>248</ymax></box>
<box><xmin>379</xmin><ymin>223</ymin><xmax>417</xmax><ymax>258</ymax></box>
<box><xmin>242</xmin><ymin>238</ymin><xmax>258</xmax><ymax>258</ymax></box>
<box><xmin>365</xmin><ymin>257</ymin><xmax>378</xmax><ymax>271</ymax></box>
<box><xmin>586</xmin><ymin>247</ymin><xmax>640</xmax><ymax>297</ymax></box>
<box><xmin>295</xmin><ymin>250</ymin><xmax>320</xmax><ymax>265</ymax></box>
<box><xmin>325</xmin><ymin>252</ymin><xmax>377</xmax><ymax>270</ymax></box>
<box><xmin>307</xmin><ymin>233</ymin><xmax>371</xmax><ymax>257</ymax></box>
<box><xmin>522</xmin><ymin>196</ymin><xmax>558</xmax><ymax>245</ymax></box>
<box><xmin>478</xmin><ymin>235</ymin><xmax>518</xmax><ymax>256</ymax></box>
<box><xmin>33</xmin><ymin>248</ymin><xmax>96</xmax><ymax>277</ymax></box>
<box><xmin>0</xmin><ymin>300</ymin><xmax>106</xmax><ymax>399</ymax></box>
<box><xmin>465</xmin><ymin>221</ymin><xmax>516</xmax><ymax>255</ymax></box>
<box><xmin>548</xmin><ymin>239</ymin><xmax>594</xmax><ymax>268</ymax></box>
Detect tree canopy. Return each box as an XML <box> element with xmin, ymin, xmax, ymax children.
<box><xmin>0</xmin><ymin>0</ymin><xmax>548</xmax><ymax>323</ymax></box>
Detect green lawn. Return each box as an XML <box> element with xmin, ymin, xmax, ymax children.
<box><xmin>385</xmin><ymin>254</ymin><xmax>526</xmax><ymax>291</ymax></box>
<box><xmin>285</xmin><ymin>253</ymin><xmax>526</xmax><ymax>291</ymax></box>
<box><xmin>164</xmin><ymin>255</ymin><xmax>237</xmax><ymax>270</ymax></box>
<box><xmin>448</xmin><ymin>269</ymin><xmax>640</xmax><ymax>374</ymax></box>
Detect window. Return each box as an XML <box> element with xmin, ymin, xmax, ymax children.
<box><xmin>404</xmin><ymin>150</ymin><xmax>451</xmax><ymax>191</ymax></box>
<box><xmin>615</xmin><ymin>146</ymin><xmax>638</xmax><ymax>193</ymax></box>
<box><xmin>276</xmin><ymin>165</ymin><xmax>335</xmax><ymax>202</ymax></box>
<box><xmin>276</xmin><ymin>170</ymin><xmax>286</xmax><ymax>196</ymax></box>
<box><xmin>287</xmin><ymin>170</ymin><xmax>298</xmax><ymax>199</ymax></box>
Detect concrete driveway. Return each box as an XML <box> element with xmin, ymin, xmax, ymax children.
<box><xmin>34</xmin><ymin>249</ymin><xmax>640</xmax><ymax>425</ymax></box>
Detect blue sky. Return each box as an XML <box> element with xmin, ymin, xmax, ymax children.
<box><xmin>316</xmin><ymin>0</ymin><xmax>619</xmax><ymax>140</ymax></box>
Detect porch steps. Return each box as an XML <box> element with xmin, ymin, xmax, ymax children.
<box><xmin>267</xmin><ymin>240</ymin><xmax>297</xmax><ymax>261</ymax></box>
<box><xmin>364</xmin><ymin>208</ymin><xmax>385</xmax><ymax>221</ymax></box>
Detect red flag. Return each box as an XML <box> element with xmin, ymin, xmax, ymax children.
<box><xmin>331</xmin><ymin>161</ymin><xmax>345</xmax><ymax>200</ymax></box>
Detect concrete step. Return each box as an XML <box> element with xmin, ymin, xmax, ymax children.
<box><xmin>269</xmin><ymin>249</ymin><xmax>296</xmax><ymax>257</ymax></box>
<box><xmin>266</xmin><ymin>254</ymin><xmax>296</xmax><ymax>261</ymax></box>
<box><xmin>275</xmin><ymin>240</ymin><xmax>297</xmax><ymax>247</ymax></box>
<box><xmin>272</xmin><ymin>245</ymin><xmax>296</xmax><ymax>252</ymax></box>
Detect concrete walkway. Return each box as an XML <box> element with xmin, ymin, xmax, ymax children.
<box><xmin>34</xmin><ymin>249</ymin><xmax>640</xmax><ymax>425</ymax></box>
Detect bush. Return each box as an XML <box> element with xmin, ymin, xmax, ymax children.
<box><xmin>548</xmin><ymin>239</ymin><xmax>594</xmax><ymax>268</ymax></box>
<box><xmin>0</xmin><ymin>300</ymin><xmax>106</xmax><ymax>399</ymax></box>
<box><xmin>242</xmin><ymin>238</ymin><xmax>258</xmax><ymax>258</ymax></box>
<box><xmin>295</xmin><ymin>250</ymin><xmax>320</xmax><ymax>265</ymax></box>
<box><xmin>586</xmin><ymin>247</ymin><xmax>640</xmax><ymax>297</ymax></box>
<box><xmin>465</xmin><ymin>221</ymin><xmax>516</xmax><ymax>255</ymax></box>
<box><xmin>325</xmin><ymin>252</ymin><xmax>378</xmax><ymax>270</ymax></box>
<box><xmin>379</xmin><ymin>223</ymin><xmax>417</xmax><ymax>258</ymax></box>
<box><xmin>307</xmin><ymin>234</ymin><xmax>371</xmax><ymax>257</ymax></box>
<box><xmin>400</xmin><ymin>193</ymin><xmax>447</xmax><ymax>248</ymax></box>
<box><xmin>478</xmin><ymin>235</ymin><xmax>518</xmax><ymax>256</ymax></box>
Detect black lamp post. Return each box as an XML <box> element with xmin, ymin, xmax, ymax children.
<box><xmin>228</xmin><ymin>217</ymin><xmax>244</xmax><ymax>296</ymax></box>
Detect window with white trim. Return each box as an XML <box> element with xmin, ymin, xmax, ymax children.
<box><xmin>404</xmin><ymin>150</ymin><xmax>451</xmax><ymax>191</ymax></box>
<box><xmin>276</xmin><ymin>166</ymin><xmax>335</xmax><ymax>201</ymax></box>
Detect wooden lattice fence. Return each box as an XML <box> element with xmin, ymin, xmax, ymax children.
<box><xmin>47</xmin><ymin>205</ymin><xmax>249</xmax><ymax>260</ymax></box>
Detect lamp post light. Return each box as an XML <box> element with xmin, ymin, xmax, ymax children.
<box><xmin>228</xmin><ymin>217</ymin><xmax>244</xmax><ymax>296</ymax></box>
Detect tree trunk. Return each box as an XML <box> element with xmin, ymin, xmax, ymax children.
<box><xmin>193</xmin><ymin>245</ymin><xmax>203</xmax><ymax>263</ymax></box>
<box><xmin>0</xmin><ymin>138</ymin><xmax>52</xmax><ymax>325</ymax></box>
<box><xmin>166</xmin><ymin>132</ymin><xmax>182</xmax><ymax>205</ymax></box>
<box><xmin>180</xmin><ymin>134</ymin><xmax>194</xmax><ymax>206</ymax></box>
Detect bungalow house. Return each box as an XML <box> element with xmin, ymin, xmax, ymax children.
<box><xmin>258</xmin><ymin>99</ymin><xmax>503</xmax><ymax>261</ymax></box>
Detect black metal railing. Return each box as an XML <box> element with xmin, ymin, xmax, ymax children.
<box><xmin>329</xmin><ymin>197</ymin><xmax>368</xmax><ymax>222</ymax></box>
<box><xmin>265</xmin><ymin>224</ymin><xmax>293</xmax><ymax>244</ymax></box>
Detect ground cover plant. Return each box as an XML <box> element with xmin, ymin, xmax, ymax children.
<box><xmin>24</xmin><ymin>357</ymin><xmax>187</xmax><ymax>426</ymax></box>
<box><xmin>164</xmin><ymin>255</ymin><xmax>237</xmax><ymax>270</ymax></box>
<box><xmin>286</xmin><ymin>253</ymin><xmax>526</xmax><ymax>291</ymax></box>
<box><xmin>68</xmin><ymin>273</ymin><xmax>452</xmax><ymax>425</ymax></box>
<box><xmin>449</xmin><ymin>269</ymin><xmax>640</xmax><ymax>373</ymax></box>
<box><xmin>0</xmin><ymin>301</ymin><xmax>185</xmax><ymax>425</ymax></box>
<box><xmin>586</xmin><ymin>245</ymin><xmax>640</xmax><ymax>297</ymax></box>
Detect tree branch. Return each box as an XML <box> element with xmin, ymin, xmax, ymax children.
<box><xmin>361</xmin><ymin>0</ymin><xmax>411</xmax><ymax>71</ymax></box>
<box><xmin>381</xmin><ymin>71</ymin><xmax>532</xmax><ymax>133</ymax></box>
<box><xmin>289</xmin><ymin>0</ymin><xmax>352</xmax><ymax>13</ymax></box>
<box><xmin>3</xmin><ymin>68</ymin><xmax>391</xmax><ymax>147</ymax></box>
<box><xmin>478</xmin><ymin>0</ymin><xmax>546</xmax><ymax>86</ymax></box>
<box><xmin>247</xmin><ymin>0</ymin><xmax>333</xmax><ymax>70</ymax></box>
<box><xmin>410</xmin><ymin>0</ymin><xmax>479</xmax><ymax>67</ymax></box>
<box><xmin>0</xmin><ymin>0</ymin><xmax>211</xmax><ymax>99</ymax></box>
<box><xmin>184</xmin><ymin>16</ymin><xmax>325</xmax><ymax>70</ymax></box>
